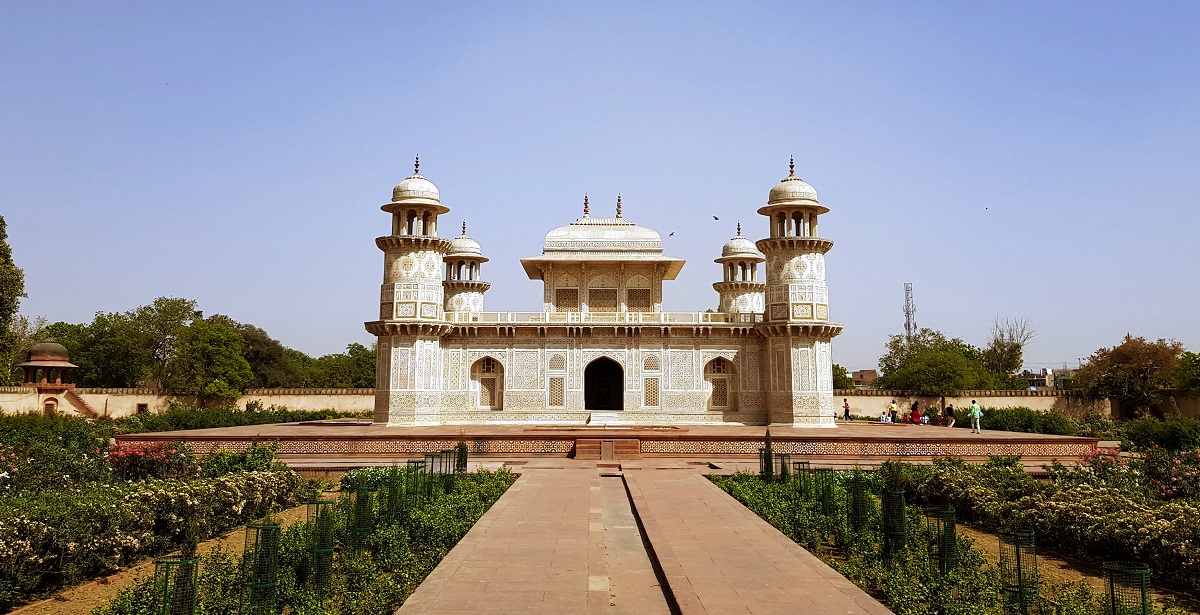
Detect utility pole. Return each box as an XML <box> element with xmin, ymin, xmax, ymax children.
<box><xmin>903</xmin><ymin>283</ymin><xmax>916</xmax><ymax>343</ymax></box>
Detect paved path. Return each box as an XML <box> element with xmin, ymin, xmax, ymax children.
<box><xmin>398</xmin><ymin>461</ymin><xmax>892</xmax><ymax>615</ymax></box>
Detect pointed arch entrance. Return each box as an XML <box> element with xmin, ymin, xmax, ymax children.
<box><xmin>584</xmin><ymin>357</ymin><xmax>623</xmax><ymax>411</ymax></box>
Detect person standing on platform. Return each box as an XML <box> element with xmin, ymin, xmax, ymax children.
<box><xmin>968</xmin><ymin>400</ymin><xmax>984</xmax><ymax>433</ymax></box>
<box><xmin>888</xmin><ymin>400</ymin><xmax>898</xmax><ymax>423</ymax></box>
<box><xmin>843</xmin><ymin>399</ymin><xmax>851</xmax><ymax>422</ymax></box>
<box><xmin>945</xmin><ymin>404</ymin><xmax>956</xmax><ymax>428</ymax></box>
<box><xmin>911</xmin><ymin>405</ymin><xmax>921</xmax><ymax>424</ymax></box>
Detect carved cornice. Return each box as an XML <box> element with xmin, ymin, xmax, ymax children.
<box><xmin>754</xmin><ymin>322</ymin><xmax>844</xmax><ymax>338</ymax></box>
<box><xmin>712</xmin><ymin>281</ymin><xmax>766</xmax><ymax>292</ymax></box>
<box><xmin>443</xmin><ymin>280</ymin><xmax>492</xmax><ymax>292</ymax></box>
<box><xmin>754</xmin><ymin>237</ymin><xmax>834</xmax><ymax>255</ymax></box>
<box><xmin>364</xmin><ymin>321</ymin><xmax>454</xmax><ymax>337</ymax></box>
<box><xmin>376</xmin><ymin>235</ymin><xmax>454</xmax><ymax>253</ymax></box>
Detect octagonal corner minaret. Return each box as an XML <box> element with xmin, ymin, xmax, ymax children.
<box><xmin>365</xmin><ymin>156</ymin><xmax>454</xmax><ymax>425</ymax></box>
<box><xmin>443</xmin><ymin>221</ymin><xmax>491</xmax><ymax>314</ymax></box>
<box><xmin>713</xmin><ymin>222</ymin><xmax>765</xmax><ymax>317</ymax></box>
<box><xmin>754</xmin><ymin>157</ymin><xmax>844</xmax><ymax>427</ymax></box>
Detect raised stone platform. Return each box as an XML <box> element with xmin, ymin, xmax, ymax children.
<box><xmin>114</xmin><ymin>421</ymin><xmax>1097</xmax><ymax>465</ymax></box>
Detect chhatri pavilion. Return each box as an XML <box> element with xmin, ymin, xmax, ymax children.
<box><xmin>365</xmin><ymin>157</ymin><xmax>842</xmax><ymax>427</ymax></box>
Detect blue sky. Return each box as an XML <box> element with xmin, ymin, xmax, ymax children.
<box><xmin>2</xmin><ymin>2</ymin><xmax>1198</xmax><ymax>371</ymax></box>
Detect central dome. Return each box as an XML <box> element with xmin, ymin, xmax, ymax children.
<box><xmin>543</xmin><ymin>216</ymin><xmax>663</xmax><ymax>253</ymax></box>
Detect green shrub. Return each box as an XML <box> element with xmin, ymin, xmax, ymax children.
<box><xmin>200</xmin><ymin>442</ymin><xmax>283</xmax><ymax>478</ymax></box>
<box><xmin>959</xmin><ymin>406</ymin><xmax>1082</xmax><ymax>435</ymax></box>
<box><xmin>112</xmin><ymin>401</ymin><xmax>366</xmax><ymax>435</ymax></box>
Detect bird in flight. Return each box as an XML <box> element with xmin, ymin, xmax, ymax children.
<box><xmin>668</xmin><ymin>232</ymin><xmax>675</xmax><ymax>237</ymax></box>
<box><xmin>713</xmin><ymin>215</ymin><xmax>720</xmax><ymax>220</ymax></box>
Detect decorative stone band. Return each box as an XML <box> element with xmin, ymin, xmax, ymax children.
<box><xmin>754</xmin><ymin>237</ymin><xmax>834</xmax><ymax>254</ymax></box>
<box><xmin>115</xmin><ymin>434</ymin><xmax>1096</xmax><ymax>459</ymax></box>
<box><xmin>375</xmin><ymin>235</ymin><xmax>454</xmax><ymax>253</ymax></box>
<box><xmin>442</xmin><ymin>323</ymin><xmax>765</xmax><ymax>340</ymax></box>
<box><xmin>754</xmin><ymin>322</ymin><xmax>844</xmax><ymax>338</ymax></box>
<box><xmin>364</xmin><ymin>321</ymin><xmax>454</xmax><ymax>337</ymax></box>
<box><xmin>443</xmin><ymin>280</ymin><xmax>492</xmax><ymax>292</ymax></box>
<box><xmin>639</xmin><ymin>438</ymin><xmax>1097</xmax><ymax>458</ymax></box>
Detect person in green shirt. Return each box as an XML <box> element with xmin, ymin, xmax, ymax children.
<box><xmin>968</xmin><ymin>400</ymin><xmax>984</xmax><ymax>433</ymax></box>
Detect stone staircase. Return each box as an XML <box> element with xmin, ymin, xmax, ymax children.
<box><xmin>64</xmin><ymin>389</ymin><xmax>100</xmax><ymax>418</ymax></box>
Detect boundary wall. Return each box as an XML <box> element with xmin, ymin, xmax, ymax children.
<box><xmin>5</xmin><ymin>387</ymin><xmax>1198</xmax><ymax>420</ymax></box>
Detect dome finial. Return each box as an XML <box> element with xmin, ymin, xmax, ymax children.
<box><xmin>583</xmin><ymin>193</ymin><xmax>590</xmax><ymax>217</ymax></box>
<box><xmin>414</xmin><ymin>154</ymin><xmax>420</xmax><ymax>176</ymax></box>
<box><xmin>788</xmin><ymin>155</ymin><xmax>794</xmax><ymax>177</ymax></box>
<box><xmin>616</xmin><ymin>193</ymin><xmax>623</xmax><ymax>218</ymax></box>
<box><xmin>736</xmin><ymin>221</ymin><xmax>741</xmax><ymax>236</ymax></box>
<box><xmin>462</xmin><ymin>220</ymin><xmax>467</xmax><ymax>236</ymax></box>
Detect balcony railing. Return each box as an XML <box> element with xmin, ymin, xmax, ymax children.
<box><xmin>446</xmin><ymin>311</ymin><xmax>763</xmax><ymax>325</ymax></box>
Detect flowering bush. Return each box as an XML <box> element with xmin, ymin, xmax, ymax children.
<box><xmin>1140</xmin><ymin>446</ymin><xmax>1200</xmax><ymax>500</ymax></box>
<box><xmin>107</xmin><ymin>441</ymin><xmax>199</xmax><ymax>481</ymax></box>
<box><xmin>916</xmin><ymin>455</ymin><xmax>1200</xmax><ymax>592</ymax></box>
<box><xmin>0</xmin><ymin>469</ymin><xmax>302</xmax><ymax>610</ymax></box>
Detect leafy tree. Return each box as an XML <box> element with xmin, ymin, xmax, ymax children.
<box><xmin>880</xmin><ymin>346</ymin><xmax>980</xmax><ymax>399</ymax></box>
<box><xmin>878</xmin><ymin>326</ymin><xmax>1024</xmax><ymax>393</ymax></box>
<box><xmin>161</xmin><ymin>318</ymin><xmax>253</xmax><ymax>407</ymax></box>
<box><xmin>0</xmin><ymin>216</ymin><xmax>27</xmax><ymax>384</ymax></box>
<box><xmin>982</xmin><ymin>317</ymin><xmax>1035</xmax><ymax>376</ymax></box>
<box><xmin>308</xmin><ymin>343</ymin><xmax>376</xmax><ymax>388</ymax></box>
<box><xmin>1073</xmin><ymin>335</ymin><xmax>1183</xmax><ymax>417</ymax></box>
<box><xmin>1177</xmin><ymin>351</ymin><xmax>1200</xmax><ymax>398</ymax></box>
<box><xmin>3</xmin><ymin>315</ymin><xmax>46</xmax><ymax>384</ymax></box>
<box><xmin>832</xmin><ymin>363</ymin><xmax>854</xmax><ymax>390</ymax></box>
<box><xmin>208</xmin><ymin>315</ymin><xmax>308</xmax><ymax>388</ymax></box>
<box><xmin>129</xmin><ymin>297</ymin><xmax>201</xmax><ymax>387</ymax></box>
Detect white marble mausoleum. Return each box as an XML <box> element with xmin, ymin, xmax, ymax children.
<box><xmin>366</xmin><ymin>158</ymin><xmax>843</xmax><ymax>427</ymax></box>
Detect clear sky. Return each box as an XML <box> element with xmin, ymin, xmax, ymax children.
<box><xmin>2</xmin><ymin>2</ymin><xmax>1198</xmax><ymax>371</ymax></box>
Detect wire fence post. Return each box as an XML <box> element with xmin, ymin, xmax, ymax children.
<box><xmin>882</xmin><ymin>488</ymin><xmax>907</xmax><ymax>559</ymax></box>
<box><xmin>1103</xmin><ymin>561</ymin><xmax>1151</xmax><ymax>615</ymax></box>
<box><xmin>847</xmin><ymin>471</ymin><xmax>871</xmax><ymax>533</ymax></box>
<box><xmin>153</xmin><ymin>555</ymin><xmax>198</xmax><ymax>615</ymax></box>
<box><xmin>349</xmin><ymin>488</ymin><xmax>376</xmax><ymax>556</ymax></box>
<box><xmin>924</xmin><ymin>505</ymin><xmax>958</xmax><ymax>574</ymax></box>
<box><xmin>243</xmin><ymin>522</ymin><xmax>280</xmax><ymax>615</ymax></box>
<box><xmin>999</xmin><ymin>530</ymin><xmax>1038</xmax><ymax>615</ymax></box>
<box><xmin>306</xmin><ymin>499</ymin><xmax>335</xmax><ymax>599</ymax></box>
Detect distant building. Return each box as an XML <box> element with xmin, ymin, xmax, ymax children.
<box><xmin>852</xmin><ymin>369</ymin><xmax>878</xmax><ymax>389</ymax></box>
<box><xmin>1020</xmin><ymin>368</ymin><xmax>1054</xmax><ymax>391</ymax></box>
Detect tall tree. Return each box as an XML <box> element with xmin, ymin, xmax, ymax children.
<box><xmin>982</xmin><ymin>317</ymin><xmax>1036</xmax><ymax>376</ymax></box>
<box><xmin>1073</xmin><ymin>335</ymin><xmax>1183</xmax><ymax>417</ymax></box>
<box><xmin>208</xmin><ymin>315</ymin><xmax>308</xmax><ymax>388</ymax></box>
<box><xmin>161</xmin><ymin>317</ymin><xmax>253</xmax><ymax>407</ymax></box>
<box><xmin>130</xmin><ymin>297</ymin><xmax>201</xmax><ymax>387</ymax></box>
<box><xmin>832</xmin><ymin>363</ymin><xmax>854</xmax><ymax>390</ymax></box>
<box><xmin>0</xmin><ymin>216</ymin><xmax>27</xmax><ymax>384</ymax></box>
<box><xmin>1176</xmin><ymin>351</ymin><xmax>1200</xmax><ymax>398</ymax></box>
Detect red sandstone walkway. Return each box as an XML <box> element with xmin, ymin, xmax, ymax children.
<box><xmin>397</xmin><ymin>461</ymin><xmax>892</xmax><ymax>615</ymax></box>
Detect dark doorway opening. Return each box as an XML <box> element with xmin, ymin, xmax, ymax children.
<box><xmin>584</xmin><ymin>357</ymin><xmax>624</xmax><ymax>411</ymax></box>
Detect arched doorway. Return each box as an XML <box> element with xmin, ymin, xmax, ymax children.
<box><xmin>43</xmin><ymin>398</ymin><xmax>58</xmax><ymax>416</ymax></box>
<box><xmin>704</xmin><ymin>357</ymin><xmax>738</xmax><ymax>412</ymax></box>
<box><xmin>584</xmin><ymin>357</ymin><xmax>623</xmax><ymax>411</ymax></box>
<box><xmin>470</xmin><ymin>357</ymin><xmax>504</xmax><ymax>410</ymax></box>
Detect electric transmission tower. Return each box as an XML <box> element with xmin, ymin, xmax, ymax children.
<box><xmin>903</xmin><ymin>283</ymin><xmax>916</xmax><ymax>343</ymax></box>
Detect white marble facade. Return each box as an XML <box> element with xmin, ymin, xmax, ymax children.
<box><xmin>365</xmin><ymin>158</ymin><xmax>843</xmax><ymax>427</ymax></box>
